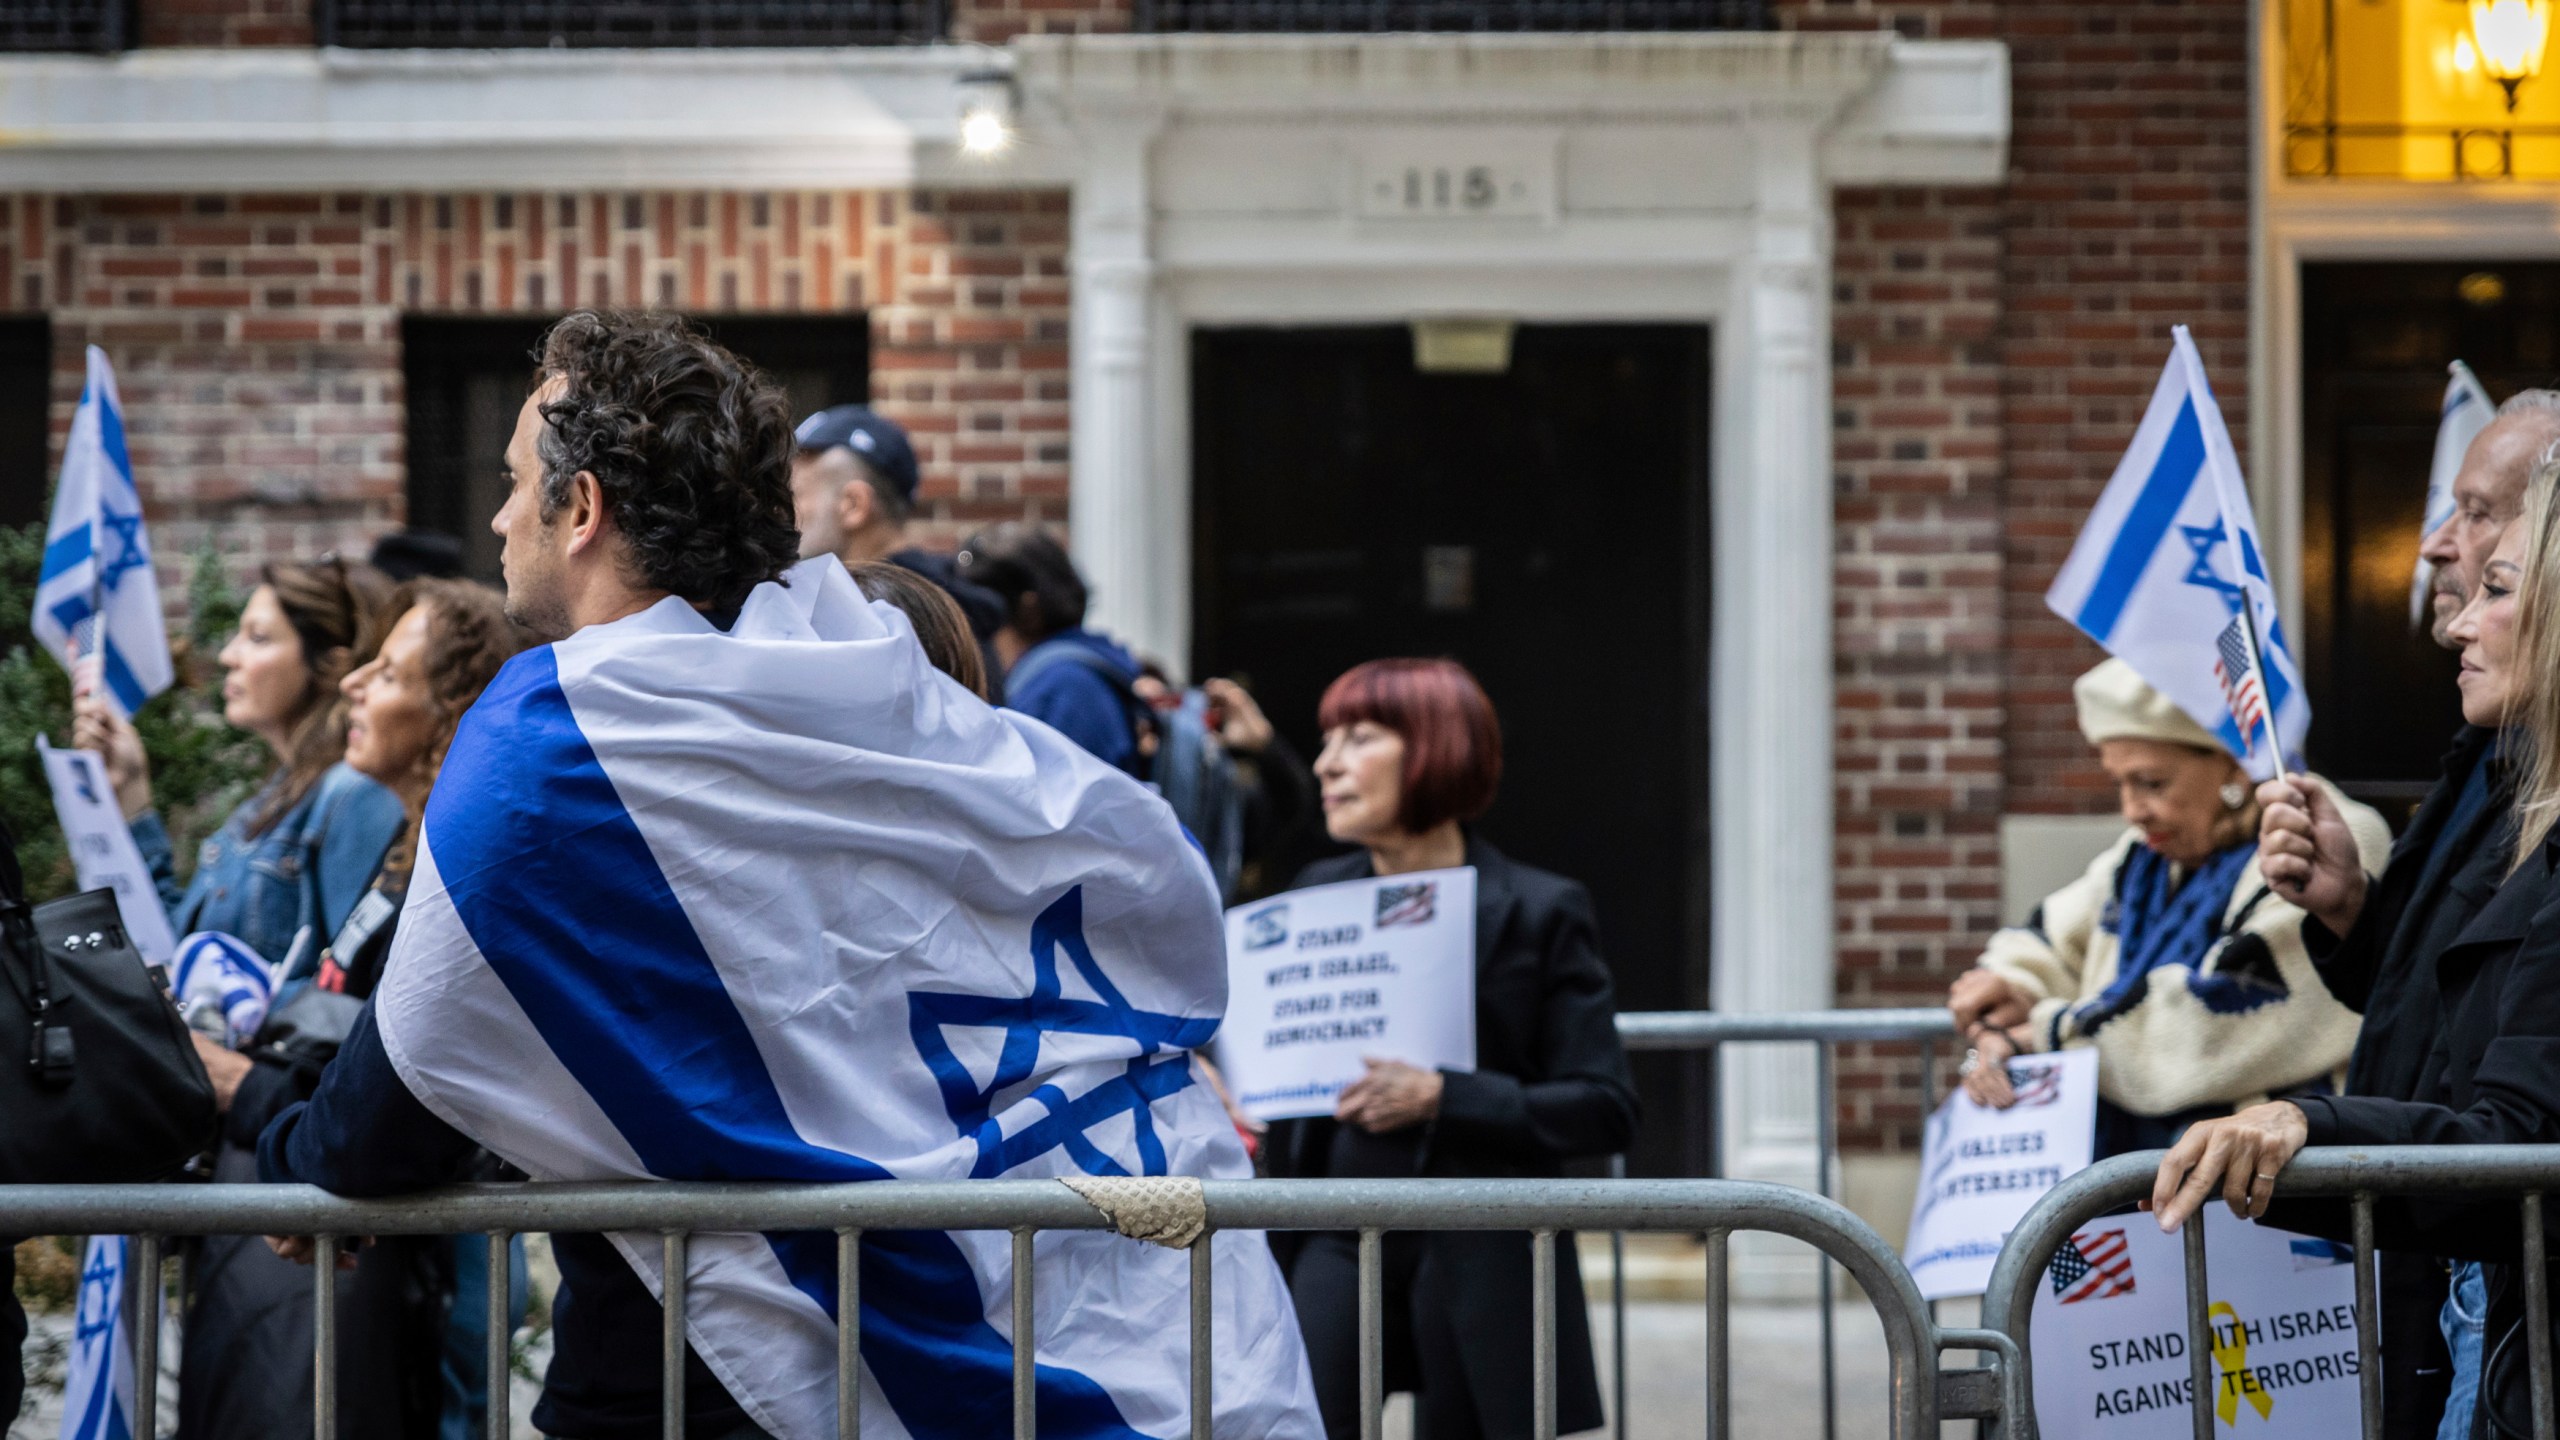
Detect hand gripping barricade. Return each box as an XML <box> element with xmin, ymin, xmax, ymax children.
<box><xmin>1981</xmin><ymin>1146</ymin><xmax>2560</xmax><ymax>1440</ymax></box>
<box><xmin>0</xmin><ymin>1172</ymin><xmax>2022</xmax><ymax>1440</ymax></box>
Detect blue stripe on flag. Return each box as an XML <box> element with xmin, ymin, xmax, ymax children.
<box><xmin>40</xmin><ymin>525</ymin><xmax>92</xmax><ymax>583</ymax></box>
<box><xmin>92</xmin><ymin>369</ymin><xmax>136</xmax><ymax>500</ymax></box>
<box><xmin>2073</xmin><ymin>398</ymin><xmax>2207</xmax><ymax>642</ymax></box>
<box><xmin>101</xmin><ymin>642</ymin><xmax>149</xmax><ymax>717</ymax></box>
<box><xmin>425</xmin><ymin>648</ymin><xmax>1150</xmax><ymax>1440</ymax></box>
<box><xmin>48</xmin><ymin>593</ymin><xmax>95</xmax><ymax>635</ymax></box>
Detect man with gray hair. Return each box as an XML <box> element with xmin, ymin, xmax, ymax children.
<box><xmin>2255</xmin><ymin>385</ymin><xmax>2560</xmax><ymax>1436</ymax></box>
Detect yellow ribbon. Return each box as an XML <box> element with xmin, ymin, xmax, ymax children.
<box><xmin>2209</xmin><ymin>1300</ymin><xmax>2276</xmax><ymax>1424</ymax></box>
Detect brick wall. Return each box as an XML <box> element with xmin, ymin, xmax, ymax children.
<box><xmin>1829</xmin><ymin>184</ymin><xmax>2008</xmax><ymax>1148</ymax></box>
<box><xmin>138</xmin><ymin>0</ymin><xmax>310</xmax><ymax>46</ymax></box>
<box><xmin>10</xmin><ymin>188</ymin><xmax>1068</xmax><ymax>579</ymax></box>
<box><xmin>1998</xmin><ymin>0</ymin><xmax>2256</xmax><ymax>814</ymax></box>
<box><xmin>951</xmin><ymin>0</ymin><xmax>1130</xmax><ymax>41</ymax></box>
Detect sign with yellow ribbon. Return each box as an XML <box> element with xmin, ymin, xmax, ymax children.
<box><xmin>2028</xmin><ymin>1211</ymin><xmax>2363</xmax><ymax>1437</ymax></box>
<box><xmin>2210</xmin><ymin>1300</ymin><xmax>2279</xmax><ymax>1424</ymax></box>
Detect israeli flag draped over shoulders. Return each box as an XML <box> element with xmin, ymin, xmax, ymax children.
<box><xmin>2045</xmin><ymin>326</ymin><xmax>2307</xmax><ymax>780</ymax></box>
<box><xmin>2416</xmin><ymin>360</ymin><xmax>2496</xmax><ymax>625</ymax></box>
<box><xmin>373</xmin><ymin>556</ymin><xmax>1320</xmax><ymax>1440</ymax></box>
<box><xmin>33</xmin><ymin>347</ymin><xmax>171</xmax><ymax>719</ymax></box>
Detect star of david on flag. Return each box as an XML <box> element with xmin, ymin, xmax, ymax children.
<box><xmin>33</xmin><ymin>347</ymin><xmax>171</xmax><ymax>719</ymax></box>
<box><xmin>61</xmin><ymin>1234</ymin><xmax>138</xmax><ymax>1440</ymax></box>
<box><xmin>910</xmin><ymin>885</ymin><xmax>1220</xmax><ymax>1179</ymax></box>
<box><xmin>2044</xmin><ymin>326</ymin><xmax>2308</xmax><ymax>780</ymax></box>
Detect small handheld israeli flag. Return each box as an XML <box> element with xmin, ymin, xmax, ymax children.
<box><xmin>2046</xmin><ymin>326</ymin><xmax>2307</xmax><ymax>780</ymax></box>
<box><xmin>33</xmin><ymin>347</ymin><xmax>172</xmax><ymax>719</ymax></box>
<box><xmin>2416</xmin><ymin>360</ymin><xmax>2496</xmax><ymax>626</ymax></box>
<box><xmin>60</xmin><ymin>1234</ymin><xmax>138</xmax><ymax>1440</ymax></box>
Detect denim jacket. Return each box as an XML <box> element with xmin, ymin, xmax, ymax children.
<box><xmin>132</xmin><ymin>762</ymin><xmax>405</xmax><ymax>981</ymax></box>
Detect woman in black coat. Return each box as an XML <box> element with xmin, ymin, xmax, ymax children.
<box><xmin>2156</xmin><ymin>497</ymin><xmax>2560</xmax><ymax>1440</ymax></box>
<box><xmin>1262</xmin><ymin>658</ymin><xmax>1638</xmax><ymax>1440</ymax></box>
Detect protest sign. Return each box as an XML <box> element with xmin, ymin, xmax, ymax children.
<box><xmin>2029</xmin><ymin>1210</ymin><xmax>2361</xmax><ymax>1437</ymax></box>
<box><xmin>1904</xmin><ymin>1047</ymin><xmax>2098</xmax><ymax>1300</ymax></box>
<box><xmin>1214</xmin><ymin>866</ymin><xmax>1477</xmax><ymax>1121</ymax></box>
<box><xmin>37</xmin><ymin>736</ymin><xmax>176</xmax><ymax>964</ymax></box>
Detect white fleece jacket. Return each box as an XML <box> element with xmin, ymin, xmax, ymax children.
<box><xmin>1977</xmin><ymin>784</ymin><xmax>2391</xmax><ymax>1118</ymax></box>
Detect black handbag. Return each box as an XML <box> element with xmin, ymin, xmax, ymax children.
<box><xmin>0</xmin><ymin>820</ymin><xmax>216</xmax><ymax>1184</ymax></box>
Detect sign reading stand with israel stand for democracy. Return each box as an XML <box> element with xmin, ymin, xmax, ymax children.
<box><xmin>1902</xmin><ymin>1048</ymin><xmax>2097</xmax><ymax>1301</ymax></box>
<box><xmin>2044</xmin><ymin>325</ymin><xmax>2305</xmax><ymax>781</ymax></box>
<box><xmin>1214</xmin><ymin>869</ymin><xmax>1477</xmax><ymax>1122</ymax></box>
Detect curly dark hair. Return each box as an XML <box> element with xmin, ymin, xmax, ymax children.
<box><xmin>534</xmin><ymin>311</ymin><xmax>799</xmax><ymax>615</ymax></box>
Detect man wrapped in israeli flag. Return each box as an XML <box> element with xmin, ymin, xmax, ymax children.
<box><xmin>260</xmin><ymin>311</ymin><xmax>1322</xmax><ymax>1440</ymax></box>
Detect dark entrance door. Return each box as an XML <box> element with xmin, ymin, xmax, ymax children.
<box><xmin>1190</xmin><ymin>324</ymin><xmax>1712</xmax><ymax>1176</ymax></box>
<box><xmin>2299</xmin><ymin>262</ymin><xmax>2560</xmax><ymax>820</ymax></box>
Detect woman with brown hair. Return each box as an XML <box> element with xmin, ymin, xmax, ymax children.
<box><xmin>76</xmin><ymin>556</ymin><xmax>407</xmax><ymax>981</ymax></box>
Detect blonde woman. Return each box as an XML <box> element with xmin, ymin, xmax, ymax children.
<box><xmin>1947</xmin><ymin>659</ymin><xmax>2389</xmax><ymax>1158</ymax></box>
<box><xmin>2155</xmin><ymin>460</ymin><xmax>2560</xmax><ymax>1440</ymax></box>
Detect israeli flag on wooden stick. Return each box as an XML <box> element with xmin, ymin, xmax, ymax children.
<box><xmin>2416</xmin><ymin>360</ymin><xmax>2496</xmax><ymax>627</ymax></box>
<box><xmin>60</xmin><ymin>1234</ymin><xmax>137</xmax><ymax>1440</ymax></box>
<box><xmin>2045</xmin><ymin>326</ymin><xmax>2307</xmax><ymax>780</ymax></box>
<box><xmin>373</xmin><ymin>556</ymin><xmax>1321</xmax><ymax>1440</ymax></box>
<box><xmin>32</xmin><ymin>347</ymin><xmax>171</xmax><ymax>719</ymax></box>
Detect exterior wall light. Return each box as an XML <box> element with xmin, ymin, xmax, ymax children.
<box><xmin>2471</xmin><ymin>0</ymin><xmax>2552</xmax><ymax>112</ymax></box>
<box><xmin>957</xmin><ymin>69</ymin><xmax>1017</xmax><ymax>158</ymax></box>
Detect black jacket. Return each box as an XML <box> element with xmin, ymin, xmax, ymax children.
<box><xmin>2296</xmin><ymin>726</ymin><xmax>2508</xmax><ymax>1435</ymax></box>
<box><xmin>2274</xmin><ymin>825</ymin><xmax>2560</xmax><ymax>1439</ymax></box>
<box><xmin>1264</xmin><ymin>837</ymin><xmax>1637</xmax><ymax>1437</ymax></box>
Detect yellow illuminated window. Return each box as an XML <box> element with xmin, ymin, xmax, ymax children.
<box><xmin>2286</xmin><ymin>0</ymin><xmax>2560</xmax><ymax>177</ymax></box>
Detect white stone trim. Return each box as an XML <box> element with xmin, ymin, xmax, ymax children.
<box><xmin>0</xmin><ymin>46</ymin><xmax>1054</xmax><ymax>191</ymax></box>
<box><xmin>1019</xmin><ymin>34</ymin><xmax>2007</xmax><ymax>1286</ymax></box>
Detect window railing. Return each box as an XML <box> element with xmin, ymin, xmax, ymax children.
<box><xmin>1133</xmin><ymin>0</ymin><xmax>1770</xmax><ymax>31</ymax></box>
<box><xmin>313</xmin><ymin>0</ymin><xmax>945</xmax><ymax>48</ymax></box>
<box><xmin>0</xmin><ymin>0</ymin><xmax>128</xmax><ymax>52</ymax></box>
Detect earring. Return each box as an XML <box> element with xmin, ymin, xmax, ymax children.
<box><xmin>2220</xmin><ymin>781</ymin><xmax>2250</xmax><ymax>810</ymax></box>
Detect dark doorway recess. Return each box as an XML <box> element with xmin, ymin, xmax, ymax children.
<box><xmin>2299</xmin><ymin>262</ymin><xmax>2560</xmax><ymax>821</ymax></box>
<box><xmin>404</xmin><ymin>316</ymin><xmax>868</xmax><ymax>581</ymax></box>
<box><xmin>1190</xmin><ymin>324</ymin><xmax>1712</xmax><ymax>1178</ymax></box>
<box><xmin>0</xmin><ymin>316</ymin><xmax>52</xmax><ymax>530</ymax></box>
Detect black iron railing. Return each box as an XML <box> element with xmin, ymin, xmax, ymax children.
<box><xmin>1135</xmin><ymin>0</ymin><xmax>1768</xmax><ymax>30</ymax></box>
<box><xmin>316</xmin><ymin>0</ymin><xmax>944</xmax><ymax>47</ymax></box>
<box><xmin>0</xmin><ymin>0</ymin><xmax>128</xmax><ymax>51</ymax></box>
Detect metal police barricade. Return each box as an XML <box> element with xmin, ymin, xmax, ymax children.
<box><xmin>1611</xmin><ymin>1007</ymin><xmax>1957</xmax><ymax>1440</ymax></box>
<box><xmin>1981</xmin><ymin>1145</ymin><xmax>2560</xmax><ymax>1440</ymax></box>
<box><xmin>0</xmin><ymin>1175</ymin><xmax>2020</xmax><ymax>1440</ymax></box>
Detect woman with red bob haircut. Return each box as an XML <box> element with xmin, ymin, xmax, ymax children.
<box><xmin>1262</xmin><ymin>657</ymin><xmax>1637</xmax><ymax>1440</ymax></box>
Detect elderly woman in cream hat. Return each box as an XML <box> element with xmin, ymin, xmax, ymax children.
<box><xmin>1945</xmin><ymin>659</ymin><xmax>2392</xmax><ymax>1157</ymax></box>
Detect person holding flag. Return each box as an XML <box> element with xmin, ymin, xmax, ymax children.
<box><xmin>2254</xmin><ymin>380</ymin><xmax>2560</xmax><ymax>1435</ymax></box>
<box><xmin>258</xmin><ymin>311</ymin><xmax>1321</xmax><ymax>1440</ymax></box>
<box><xmin>1943</xmin><ymin>328</ymin><xmax>2391</xmax><ymax>1158</ymax></box>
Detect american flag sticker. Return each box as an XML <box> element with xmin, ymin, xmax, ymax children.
<box><xmin>2213</xmin><ymin>611</ymin><xmax>2269</xmax><ymax>742</ymax></box>
<box><xmin>1375</xmin><ymin>882</ymin><xmax>1438</xmax><ymax>928</ymax></box>
<box><xmin>2005</xmin><ymin>1059</ymin><xmax>2064</xmax><ymax>1108</ymax></box>
<box><xmin>2048</xmin><ymin>1228</ymin><xmax>2137</xmax><ymax>1303</ymax></box>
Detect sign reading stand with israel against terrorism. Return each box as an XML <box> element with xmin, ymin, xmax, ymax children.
<box><xmin>2044</xmin><ymin>327</ymin><xmax>2306</xmax><ymax>780</ymax></box>
<box><xmin>371</xmin><ymin>557</ymin><xmax>1321</xmax><ymax>1440</ymax></box>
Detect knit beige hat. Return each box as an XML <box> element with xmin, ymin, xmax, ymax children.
<box><xmin>2073</xmin><ymin>658</ymin><xmax>2225</xmax><ymax>754</ymax></box>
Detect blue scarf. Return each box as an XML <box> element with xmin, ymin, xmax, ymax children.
<box><xmin>2079</xmin><ymin>840</ymin><xmax>2255</xmax><ymax>1028</ymax></box>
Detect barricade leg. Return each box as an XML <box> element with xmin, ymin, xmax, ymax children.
<box><xmin>315</xmin><ymin>1234</ymin><xmax>340</xmax><ymax>1439</ymax></box>
<box><xmin>131</xmin><ymin>1233</ymin><xmax>160</xmax><ymax>1440</ymax></box>
<box><xmin>488</xmin><ymin>1230</ymin><xmax>512</xmax><ymax>1440</ymax></box>
<box><xmin>2180</xmin><ymin>1220</ymin><xmax>2210</xmax><ymax>1440</ymax></box>
<box><xmin>1533</xmin><ymin>1228</ymin><xmax>1558</xmax><ymax>1440</ymax></box>
<box><xmin>1191</xmin><ymin>1235</ymin><xmax>1213</xmax><ymax>1440</ymax></box>
<box><xmin>2352</xmin><ymin>1197</ymin><xmax>2380</xmax><ymax>1440</ymax></box>
<box><xmin>1014</xmin><ymin>1228</ymin><xmax>1036</xmax><ymax>1440</ymax></box>
<box><xmin>1704</xmin><ymin>1227</ymin><xmax>1730</xmax><ymax>1440</ymax></box>
<box><xmin>663</xmin><ymin>1231</ymin><xmax>688</xmax><ymax>1440</ymax></box>
<box><xmin>839</xmin><ymin>1227</ymin><xmax>862</xmax><ymax>1440</ymax></box>
<box><xmin>1360</xmin><ymin>1226</ymin><xmax>1383</xmax><ymax>1440</ymax></box>
<box><xmin>2526</xmin><ymin>1194</ymin><xmax>2554</xmax><ymax>1440</ymax></box>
